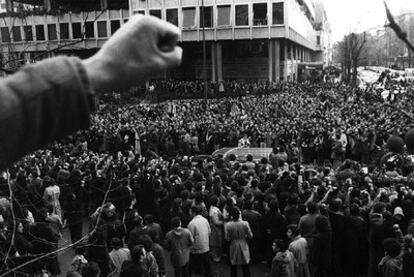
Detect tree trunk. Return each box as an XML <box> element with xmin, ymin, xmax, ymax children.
<box><xmin>351</xmin><ymin>64</ymin><xmax>358</xmax><ymax>87</ymax></box>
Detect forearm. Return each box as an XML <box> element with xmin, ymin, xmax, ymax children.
<box><xmin>0</xmin><ymin>56</ymin><xmax>95</xmax><ymax>170</ymax></box>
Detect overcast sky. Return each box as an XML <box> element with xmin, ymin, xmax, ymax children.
<box><xmin>324</xmin><ymin>0</ymin><xmax>414</xmax><ymax>42</ymax></box>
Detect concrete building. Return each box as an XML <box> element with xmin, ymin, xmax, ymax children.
<box><xmin>130</xmin><ymin>0</ymin><xmax>330</xmax><ymax>81</ymax></box>
<box><xmin>0</xmin><ymin>0</ymin><xmax>330</xmax><ymax>82</ymax></box>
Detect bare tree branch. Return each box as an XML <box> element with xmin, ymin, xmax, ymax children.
<box><xmin>0</xmin><ymin>171</ymin><xmax>16</xmax><ymax>273</ymax></box>
<box><xmin>0</xmin><ymin>176</ymin><xmax>114</xmax><ymax>277</ymax></box>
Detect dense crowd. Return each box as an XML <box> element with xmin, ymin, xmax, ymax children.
<box><xmin>1</xmin><ymin>81</ymin><xmax>414</xmax><ymax>277</ymax></box>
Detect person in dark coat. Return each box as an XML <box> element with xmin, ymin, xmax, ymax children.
<box><xmin>403</xmin><ymin>234</ymin><xmax>414</xmax><ymax>277</ymax></box>
<box><xmin>64</xmin><ymin>188</ymin><xmax>84</xmax><ymax>243</ymax></box>
<box><xmin>263</xmin><ymin>200</ymin><xmax>287</xmax><ymax>266</ymax></box>
<box><xmin>372</xmin><ymin>211</ymin><xmax>399</xmax><ymax>277</ymax></box>
<box><xmin>85</xmin><ymin>230</ymin><xmax>112</xmax><ymax>277</ymax></box>
<box><xmin>27</xmin><ymin>210</ymin><xmax>61</xmax><ymax>275</ymax></box>
<box><xmin>344</xmin><ymin>203</ymin><xmax>369</xmax><ymax>276</ymax></box>
<box><xmin>242</xmin><ymin>201</ymin><xmax>262</xmax><ymax>264</ymax></box>
<box><xmin>120</xmin><ymin>245</ymin><xmax>148</xmax><ymax>277</ymax></box>
<box><xmin>327</xmin><ymin>198</ymin><xmax>347</xmax><ymax>275</ymax></box>
<box><xmin>310</xmin><ymin>215</ymin><xmax>331</xmax><ymax>277</ymax></box>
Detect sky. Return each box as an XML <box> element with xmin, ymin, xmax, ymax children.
<box><xmin>324</xmin><ymin>0</ymin><xmax>414</xmax><ymax>42</ymax></box>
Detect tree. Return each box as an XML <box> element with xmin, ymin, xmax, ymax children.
<box><xmin>0</xmin><ymin>5</ymin><xmax>108</xmax><ymax>75</ymax></box>
<box><xmin>334</xmin><ymin>32</ymin><xmax>367</xmax><ymax>86</ymax></box>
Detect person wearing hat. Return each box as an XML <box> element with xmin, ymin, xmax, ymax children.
<box><xmin>393</xmin><ymin>206</ymin><xmax>407</xmax><ymax>233</ymax></box>
<box><xmin>109</xmin><ymin>237</ymin><xmax>131</xmax><ymax>277</ymax></box>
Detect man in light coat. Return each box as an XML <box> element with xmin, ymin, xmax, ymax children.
<box><xmin>188</xmin><ymin>206</ymin><xmax>212</xmax><ymax>277</ymax></box>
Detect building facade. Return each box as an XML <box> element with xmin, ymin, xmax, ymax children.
<box><xmin>129</xmin><ymin>0</ymin><xmax>330</xmax><ymax>81</ymax></box>
<box><xmin>0</xmin><ymin>0</ymin><xmax>330</xmax><ymax>81</ymax></box>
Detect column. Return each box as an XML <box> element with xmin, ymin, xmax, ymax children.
<box><xmin>283</xmin><ymin>41</ymin><xmax>288</xmax><ymax>81</ymax></box>
<box><xmin>217</xmin><ymin>42</ymin><xmax>223</xmax><ymax>82</ymax></box>
<box><xmin>5</xmin><ymin>0</ymin><xmax>13</xmax><ymax>12</ymax></box>
<box><xmin>274</xmin><ymin>39</ymin><xmax>281</xmax><ymax>82</ymax></box>
<box><xmin>43</xmin><ymin>0</ymin><xmax>51</xmax><ymax>11</ymax></box>
<box><xmin>211</xmin><ymin>42</ymin><xmax>217</xmax><ymax>83</ymax></box>
<box><xmin>290</xmin><ymin>43</ymin><xmax>294</xmax><ymax>80</ymax></box>
<box><xmin>268</xmin><ymin>40</ymin><xmax>273</xmax><ymax>82</ymax></box>
<box><xmin>295</xmin><ymin>46</ymin><xmax>299</xmax><ymax>81</ymax></box>
<box><xmin>100</xmin><ymin>0</ymin><xmax>108</xmax><ymax>10</ymax></box>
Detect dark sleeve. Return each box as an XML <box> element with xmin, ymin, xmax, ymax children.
<box><xmin>0</xmin><ymin>56</ymin><xmax>95</xmax><ymax>170</ymax></box>
<box><xmin>153</xmin><ymin>246</ymin><xmax>166</xmax><ymax>274</ymax></box>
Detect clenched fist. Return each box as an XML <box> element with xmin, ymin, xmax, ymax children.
<box><xmin>83</xmin><ymin>15</ymin><xmax>182</xmax><ymax>92</ymax></box>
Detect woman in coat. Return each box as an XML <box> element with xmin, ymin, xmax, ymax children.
<box><xmin>209</xmin><ymin>195</ymin><xmax>224</xmax><ymax>262</ymax></box>
<box><xmin>225</xmin><ymin>208</ymin><xmax>253</xmax><ymax>277</ymax></box>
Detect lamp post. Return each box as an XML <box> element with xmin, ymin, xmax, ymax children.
<box><xmin>201</xmin><ymin>0</ymin><xmax>207</xmax><ymax>102</ymax></box>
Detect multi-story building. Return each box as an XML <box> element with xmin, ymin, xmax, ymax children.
<box><xmin>0</xmin><ymin>0</ymin><xmax>330</xmax><ymax>82</ymax></box>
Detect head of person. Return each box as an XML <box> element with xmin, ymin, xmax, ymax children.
<box><xmin>383</xmin><ymin>238</ymin><xmax>402</xmax><ymax>258</ymax></box>
<box><xmin>306</xmin><ymin>202</ymin><xmax>318</xmax><ymax>214</ymax></box>
<box><xmin>137</xmin><ymin>234</ymin><xmax>153</xmax><ymax>252</ymax></box>
<box><xmin>81</xmin><ymin>262</ymin><xmax>101</xmax><ymax>277</ymax></box>
<box><xmin>231</xmin><ymin>208</ymin><xmax>241</xmax><ymax>221</ymax></box>
<box><xmin>268</xmin><ymin>200</ymin><xmax>279</xmax><ymax>213</ymax></box>
<box><xmin>403</xmin><ymin>234</ymin><xmax>414</xmax><ymax>252</ymax></box>
<box><xmin>171</xmin><ymin>216</ymin><xmax>181</xmax><ymax>229</ymax></box>
<box><xmin>349</xmin><ymin>203</ymin><xmax>360</xmax><ymax>217</ymax></box>
<box><xmin>191</xmin><ymin>205</ymin><xmax>202</xmax><ymax>216</ymax></box>
<box><xmin>130</xmin><ymin>245</ymin><xmax>146</xmax><ymax>263</ymax></box>
<box><xmin>287</xmin><ymin>224</ymin><xmax>299</xmax><ymax>239</ymax></box>
<box><xmin>111</xmin><ymin>237</ymin><xmax>123</xmax><ymax>250</ymax></box>
<box><xmin>272</xmin><ymin>239</ymin><xmax>287</xmax><ymax>253</ymax></box>
<box><xmin>315</xmin><ymin>215</ymin><xmax>330</xmax><ymax>233</ymax></box>
<box><xmin>210</xmin><ymin>195</ymin><xmax>219</xmax><ymax>207</ymax></box>
<box><xmin>102</xmin><ymin>202</ymin><xmax>116</xmax><ymax>218</ymax></box>
<box><xmin>373</xmin><ymin>202</ymin><xmax>386</xmax><ymax>214</ymax></box>
<box><xmin>144</xmin><ymin>214</ymin><xmax>154</xmax><ymax>225</ymax></box>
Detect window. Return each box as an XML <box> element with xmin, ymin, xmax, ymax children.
<box><xmin>47</xmin><ymin>24</ymin><xmax>57</xmax><ymax>40</ymax></box>
<box><xmin>97</xmin><ymin>21</ymin><xmax>107</xmax><ymax>37</ymax></box>
<box><xmin>317</xmin><ymin>35</ymin><xmax>321</xmax><ymax>45</ymax></box>
<box><xmin>1</xmin><ymin>27</ymin><xmax>10</xmax><ymax>42</ymax></box>
<box><xmin>72</xmin><ymin>23</ymin><xmax>82</xmax><ymax>39</ymax></box>
<box><xmin>12</xmin><ymin>26</ymin><xmax>21</xmax><ymax>42</ymax></box>
<box><xmin>217</xmin><ymin>5</ymin><xmax>231</xmax><ymax>27</ymax></box>
<box><xmin>60</xmin><ymin>23</ymin><xmax>69</xmax><ymax>39</ymax></box>
<box><xmin>85</xmin><ymin>22</ymin><xmax>94</xmax><ymax>38</ymax></box>
<box><xmin>110</xmin><ymin>20</ymin><xmax>120</xmax><ymax>35</ymax></box>
<box><xmin>24</xmin><ymin>26</ymin><xmax>33</xmax><ymax>41</ymax></box>
<box><xmin>272</xmin><ymin>2</ymin><xmax>284</xmax><ymax>24</ymax></box>
<box><xmin>235</xmin><ymin>5</ymin><xmax>248</xmax><ymax>26</ymax></box>
<box><xmin>134</xmin><ymin>10</ymin><xmax>145</xmax><ymax>15</ymax></box>
<box><xmin>149</xmin><ymin>9</ymin><xmax>161</xmax><ymax>19</ymax></box>
<box><xmin>182</xmin><ymin>7</ymin><xmax>196</xmax><ymax>28</ymax></box>
<box><xmin>35</xmin><ymin>25</ymin><xmax>45</xmax><ymax>40</ymax></box>
<box><xmin>166</xmin><ymin>8</ymin><xmax>178</xmax><ymax>26</ymax></box>
<box><xmin>253</xmin><ymin>3</ymin><xmax>267</xmax><ymax>25</ymax></box>
<box><xmin>200</xmin><ymin>6</ymin><xmax>213</xmax><ymax>28</ymax></box>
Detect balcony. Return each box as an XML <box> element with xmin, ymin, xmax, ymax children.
<box><xmin>0</xmin><ymin>8</ymin><xmax>129</xmax><ymax>52</ymax></box>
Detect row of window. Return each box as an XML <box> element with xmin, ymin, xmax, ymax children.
<box><xmin>135</xmin><ymin>2</ymin><xmax>284</xmax><ymax>28</ymax></box>
<box><xmin>0</xmin><ymin>19</ymin><xmax>125</xmax><ymax>43</ymax></box>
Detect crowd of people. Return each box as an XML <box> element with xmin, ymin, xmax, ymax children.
<box><xmin>1</xmin><ymin>81</ymin><xmax>414</xmax><ymax>277</ymax></box>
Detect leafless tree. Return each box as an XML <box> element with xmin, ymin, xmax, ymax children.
<box><xmin>335</xmin><ymin>32</ymin><xmax>367</xmax><ymax>86</ymax></box>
